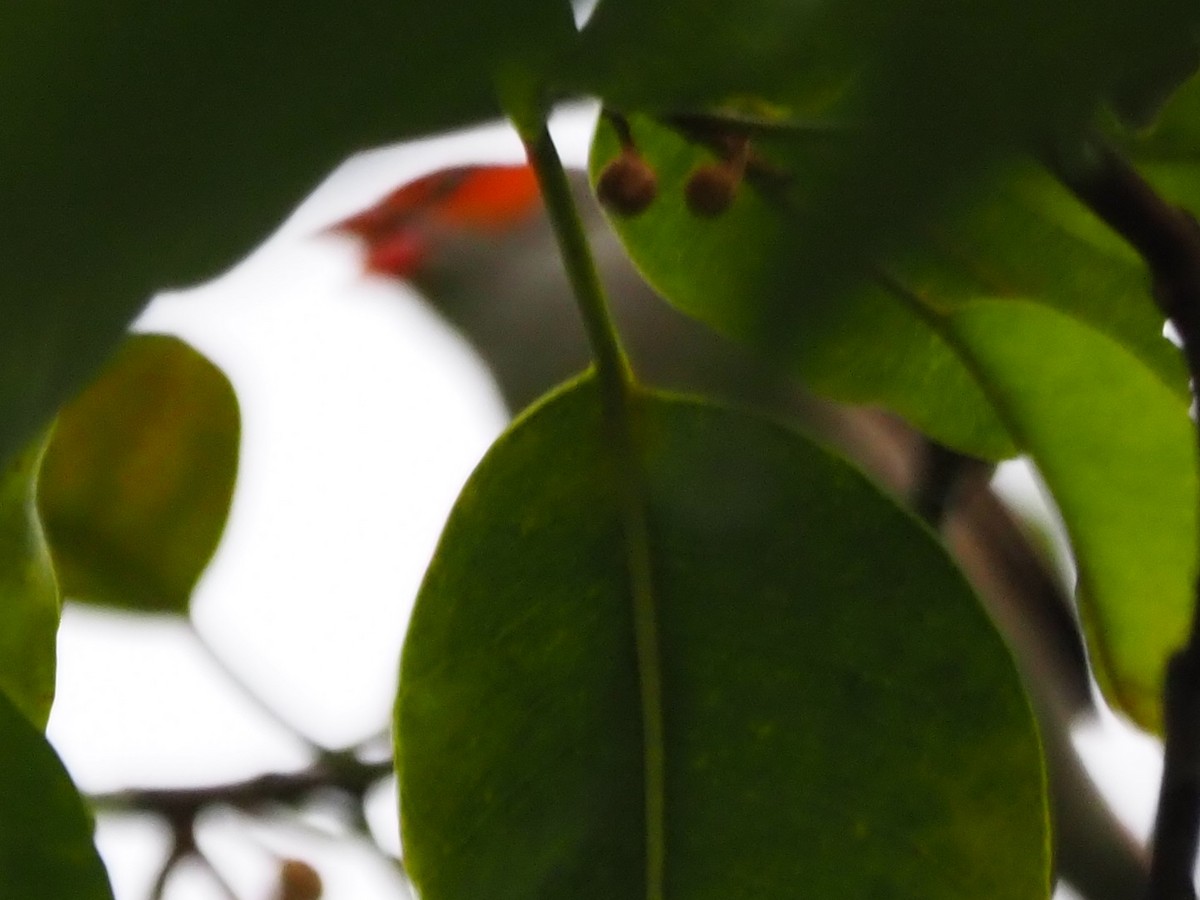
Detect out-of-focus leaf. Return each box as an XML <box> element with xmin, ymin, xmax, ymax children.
<box><xmin>33</xmin><ymin>336</ymin><xmax>236</xmax><ymax>619</ymax></box>
<box><xmin>947</xmin><ymin>302</ymin><xmax>1199</xmax><ymax>732</ymax></box>
<box><xmin>0</xmin><ymin>1</ymin><xmax>576</xmax><ymax>466</ymax></box>
<box><xmin>1121</xmin><ymin>71</ymin><xmax>1200</xmax><ymax>261</ymax></box>
<box><xmin>38</xmin><ymin>335</ymin><xmax>239</xmax><ymax>615</ymax></box>
<box><xmin>1124</xmin><ymin>71</ymin><xmax>1200</xmax><ymax>161</ymax></box>
<box><xmin>589</xmin><ymin>116</ymin><xmax>1183</xmax><ymax>457</ymax></box>
<box><xmin>0</xmin><ymin>688</ymin><xmax>113</xmax><ymax>900</ymax></box>
<box><xmin>579</xmin><ymin>0</ymin><xmax>1198</xmax><ymax>343</ymax></box>
<box><xmin>0</xmin><ymin>433</ymin><xmax>59</xmax><ymax>729</ymax></box>
<box><xmin>397</xmin><ymin>378</ymin><xmax>1048</xmax><ymax>900</ymax></box>
<box><xmin>580</xmin><ymin>0</ymin><xmax>1177</xmax><ymax>121</ymax></box>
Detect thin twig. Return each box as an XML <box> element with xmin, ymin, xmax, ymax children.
<box><xmin>187</xmin><ymin>622</ymin><xmax>323</xmax><ymax>752</ymax></box>
<box><xmin>92</xmin><ymin>754</ymin><xmax>393</xmax><ymax>819</ymax></box>
<box><xmin>194</xmin><ymin>852</ymin><xmax>241</xmax><ymax>900</ymax></box>
<box><xmin>149</xmin><ymin>844</ymin><xmax>187</xmax><ymax>900</ymax></box>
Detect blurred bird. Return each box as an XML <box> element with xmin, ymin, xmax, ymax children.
<box><xmin>331</xmin><ymin>157</ymin><xmax>1145</xmax><ymax>900</ymax></box>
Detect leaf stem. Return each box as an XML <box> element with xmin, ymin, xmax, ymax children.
<box><xmin>521</xmin><ymin>121</ymin><xmax>666</xmax><ymax>900</ymax></box>
<box><xmin>1050</xmin><ymin>139</ymin><xmax>1200</xmax><ymax>900</ymax></box>
<box><xmin>522</xmin><ymin>124</ymin><xmax>633</xmax><ymax>404</ymax></box>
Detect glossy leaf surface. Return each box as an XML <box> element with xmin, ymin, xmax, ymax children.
<box><xmin>0</xmin><ymin>688</ymin><xmax>113</xmax><ymax>899</ymax></box>
<box><xmin>0</xmin><ymin>1</ymin><xmax>574</xmax><ymax>466</ymax></box>
<box><xmin>397</xmin><ymin>379</ymin><xmax>1048</xmax><ymax>900</ymax></box>
<box><xmin>38</xmin><ymin>335</ymin><xmax>240</xmax><ymax>615</ymax></box>
<box><xmin>947</xmin><ymin>302</ymin><xmax>1199</xmax><ymax>731</ymax></box>
<box><xmin>0</xmin><ymin>433</ymin><xmax>59</xmax><ymax>728</ymax></box>
<box><xmin>589</xmin><ymin>116</ymin><xmax>1184</xmax><ymax>458</ymax></box>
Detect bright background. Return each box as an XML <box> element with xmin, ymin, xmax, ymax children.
<box><xmin>42</xmin><ymin>106</ymin><xmax>1165</xmax><ymax>899</ymax></box>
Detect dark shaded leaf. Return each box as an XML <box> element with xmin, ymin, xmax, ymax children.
<box><xmin>38</xmin><ymin>335</ymin><xmax>239</xmax><ymax>615</ymax></box>
<box><xmin>579</xmin><ymin>0</ymin><xmax>1198</xmax><ymax>342</ymax></box>
<box><xmin>0</xmin><ymin>688</ymin><xmax>113</xmax><ymax>899</ymax></box>
<box><xmin>0</xmin><ymin>1</ymin><xmax>576</xmax><ymax>465</ymax></box>
<box><xmin>397</xmin><ymin>378</ymin><xmax>1048</xmax><ymax>899</ymax></box>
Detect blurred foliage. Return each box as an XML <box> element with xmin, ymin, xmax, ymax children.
<box><xmin>1</xmin><ymin>2</ymin><xmax>1199</xmax><ymax>898</ymax></box>
<box><xmin>0</xmin><ymin>689</ymin><xmax>113</xmax><ymax>899</ymax></box>
<box><xmin>39</xmin><ymin>334</ymin><xmax>239</xmax><ymax>616</ymax></box>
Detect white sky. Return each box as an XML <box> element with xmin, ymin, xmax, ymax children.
<box><xmin>41</xmin><ymin>105</ymin><xmax>1165</xmax><ymax>899</ymax></box>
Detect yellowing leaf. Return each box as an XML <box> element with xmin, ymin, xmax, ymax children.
<box><xmin>38</xmin><ymin>335</ymin><xmax>239</xmax><ymax>615</ymax></box>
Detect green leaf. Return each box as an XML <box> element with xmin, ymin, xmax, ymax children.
<box><xmin>0</xmin><ymin>1</ymin><xmax>576</xmax><ymax>466</ymax></box>
<box><xmin>36</xmin><ymin>335</ymin><xmax>239</xmax><ymax>615</ymax></box>
<box><xmin>397</xmin><ymin>378</ymin><xmax>1048</xmax><ymax>899</ymax></box>
<box><xmin>590</xmin><ymin>115</ymin><xmax>1184</xmax><ymax>457</ymax></box>
<box><xmin>1122</xmin><ymin>71</ymin><xmax>1200</xmax><ymax>250</ymax></box>
<box><xmin>579</xmin><ymin>0</ymin><xmax>1197</xmax><ymax>328</ymax></box>
<box><xmin>946</xmin><ymin>302</ymin><xmax>1199</xmax><ymax>732</ymax></box>
<box><xmin>0</xmin><ymin>432</ymin><xmax>59</xmax><ymax>729</ymax></box>
<box><xmin>0</xmin><ymin>688</ymin><xmax>113</xmax><ymax>900</ymax></box>
<box><xmin>1125</xmin><ymin>70</ymin><xmax>1200</xmax><ymax>161</ymax></box>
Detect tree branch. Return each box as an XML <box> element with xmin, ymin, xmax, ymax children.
<box><xmin>91</xmin><ymin>752</ymin><xmax>393</xmax><ymax>821</ymax></box>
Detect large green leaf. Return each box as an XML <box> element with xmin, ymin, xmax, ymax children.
<box><xmin>589</xmin><ymin>115</ymin><xmax>1183</xmax><ymax>458</ymax></box>
<box><xmin>945</xmin><ymin>302</ymin><xmax>1199</xmax><ymax>732</ymax></box>
<box><xmin>37</xmin><ymin>335</ymin><xmax>240</xmax><ymax>615</ymax></box>
<box><xmin>0</xmin><ymin>1</ymin><xmax>575</xmax><ymax>466</ymax></box>
<box><xmin>0</xmin><ymin>432</ymin><xmax>59</xmax><ymax>729</ymax></box>
<box><xmin>397</xmin><ymin>378</ymin><xmax>1048</xmax><ymax>899</ymax></box>
<box><xmin>0</xmin><ymin>688</ymin><xmax>113</xmax><ymax>899</ymax></box>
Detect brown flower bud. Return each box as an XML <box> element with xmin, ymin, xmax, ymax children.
<box><xmin>277</xmin><ymin>858</ymin><xmax>323</xmax><ymax>900</ymax></box>
<box><xmin>596</xmin><ymin>150</ymin><xmax>658</xmax><ymax>217</ymax></box>
<box><xmin>685</xmin><ymin>163</ymin><xmax>740</xmax><ymax>217</ymax></box>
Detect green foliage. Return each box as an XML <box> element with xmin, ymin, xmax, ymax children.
<box><xmin>0</xmin><ymin>688</ymin><xmax>113</xmax><ymax>899</ymax></box>
<box><xmin>946</xmin><ymin>303</ymin><xmax>1199</xmax><ymax>731</ymax></box>
<box><xmin>588</xmin><ymin>117</ymin><xmax>1185</xmax><ymax>458</ymax></box>
<box><xmin>398</xmin><ymin>379</ymin><xmax>1048</xmax><ymax>900</ymax></box>
<box><xmin>591</xmin><ymin>105</ymin><xmax>1200</xmax><ymax>729</ymax></box>
<box><xmin>0</xmin><ymin>432</ymin><xmax>58</xmax><ymax>729</ymax></box>
<box><xmin>0</xmin><ymin>0</ymin><xmax>573</xmax><ymax>467</ymax></box>
<box><xmin>2</xmin><ymin>3</ymin><xmax>1200</xmax><ymax>898</ymax></box>
<box><xmin>38</xmin><ymin>334</ymin><xmax>240</xmax><ymax>615</ymax></box>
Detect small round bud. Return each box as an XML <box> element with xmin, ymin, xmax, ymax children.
<box><xmin>596</xmin><ymin>151</ymin><xmax>658</xmax><ymax>217</ymax></box>
<box><xmin>278</xmin><ymin>858</ymin><xmax>323</xmax><ymax>900</ymax></box>
<box><xmin>685</xmin><ymin>164</ymin><xmax>739</xmax><ymax>217</ymax></box>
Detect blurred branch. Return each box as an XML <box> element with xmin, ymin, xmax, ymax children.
<box><xmin>1052</xmin><ymin>139</ymin><xmax>1200</xmax><ymax>900</ymax></box>
<box><xmin>910</xmin><ymin>439</ymin><xmax>983</xmax><ymax>526</ymax></box>
<box><xmin>147</xmin><ymin>821</ymin><xmax>240</xmax><ymax>900</ymax></box>
<box><xmin>95</xmin><ymin>744</ymin><xmax>395</xmax><ymax>899</ymax></box>
<box><xmin>91</xmin><ymin>750</ymin><xmax>392</xmax><ymax>821</ymax></box>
